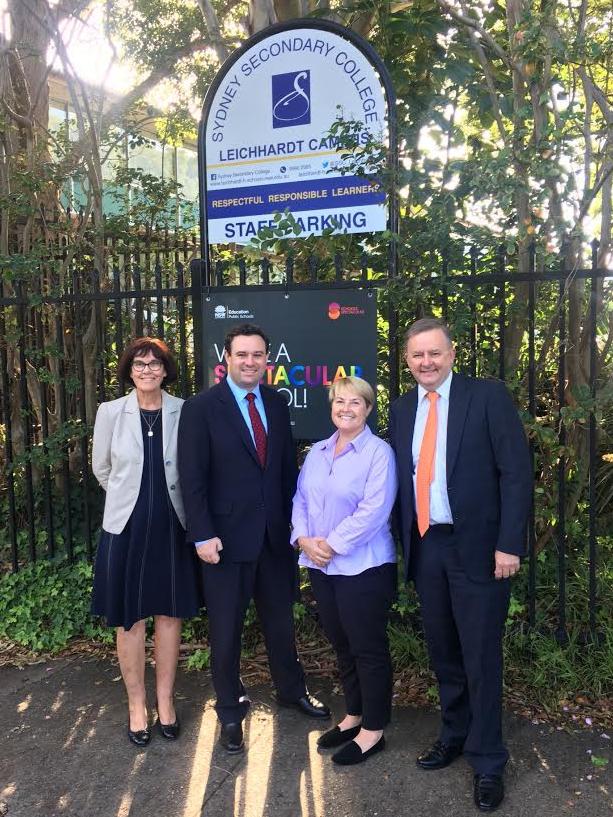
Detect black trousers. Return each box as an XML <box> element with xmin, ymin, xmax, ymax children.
<box><xmin>202</xmin><ymin>540</ymin><xmax>306</xmax><ymax>724</ymax></box>
<box><xmin>309</xmin><ymin>563</ymin><xmax>396</xmax><ymax>730</ymax></box>
<box><xmin>413</xmin><ymin>526</ymin><xmax>511</xmax><ymax>776</ymax></box>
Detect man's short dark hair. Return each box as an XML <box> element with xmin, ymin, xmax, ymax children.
<box><xmin>117</xmin><ymin>337</ymin><xmax>178</xmax><ymax>387</ymax></box>
<box><xmin>224</xmin><ymin>323</ymin><xmax>270</xmax><ymax>354</ymax></box>
<box><xmin>404</xmin><ymin>318</ymin><xmax>453</xmax><ymax>348</ymax></box>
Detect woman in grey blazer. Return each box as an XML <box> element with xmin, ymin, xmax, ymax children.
<box><xmin>91</xmin><ymin>338</ymin><xmax>200</xmax><ymax>746</ymax></box>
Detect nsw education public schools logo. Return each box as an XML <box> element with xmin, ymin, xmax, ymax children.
<box><xmin>213</xmin><ymin>304</ymin><xmax>255</xmax><ymax>320</ymax></box>
<box><xmin>272</xmin><ymin>70</ymin><xmax>311</xmax><ymax>129</ymax></box>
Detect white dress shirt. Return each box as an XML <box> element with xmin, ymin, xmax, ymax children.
<box><xmin>411</xmin><ymin>371</ymin><xmax>454</xmax><ymax>525</ymax></box>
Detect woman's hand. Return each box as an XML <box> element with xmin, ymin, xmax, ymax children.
<box><xmin>298</xmin><ymin>537</ymin><xmax>334</xmax><ymax>568</ymax></box>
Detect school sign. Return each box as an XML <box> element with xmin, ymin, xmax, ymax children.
<box><xmin>199</xmin><ymin>20</ymin><xmax>394</xmax><ymax>245</ymax></box>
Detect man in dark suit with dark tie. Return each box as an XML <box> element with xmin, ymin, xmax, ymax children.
<box><xmin>178</xmin><ymin>323</ymin><xmax>330</xmax><ymax>753</ymax></box>
<box><xmin>390</xmin><ymin>318</ymin><xmax>531</xmax><ymax>812</ymax></box>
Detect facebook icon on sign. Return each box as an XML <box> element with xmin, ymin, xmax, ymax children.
<box><xmin>272</xmin><ymin>70</ymin><xmax>311</xmax><ymax>129</ymax></box>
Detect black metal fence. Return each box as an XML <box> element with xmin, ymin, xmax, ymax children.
<box><xmin>1</xmin><ymin>240</ymin><xmax>611</xmax><ymax>641</ymax></box>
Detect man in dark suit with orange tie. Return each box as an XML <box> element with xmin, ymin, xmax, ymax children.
<box><xmin>390</xmin><ymin>318</ymin><xmax>531</xmax><ymax>812</ymax></box>
<box><xmin>178</xmin><ymin>323</ymin><xmax>329</xmax><ymax>754</ymax></box>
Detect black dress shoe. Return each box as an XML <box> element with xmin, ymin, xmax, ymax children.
<box><xmin>416</xmin><ymin>740</ymin><xmax>463</xmax><ymax>770</ymax></box>
<box><xmin>317</xmin><ymin>724</ymin><xmax>361</xmax><ymax>749</ymax></box>
<box><xmin>219</xmin><ymin>722</ymin><xmax>244</xmax><ymax>754</ymax></box>
<box><xmin>127</xmin><ymin>724</ymin><xmax>151</xmax><ymax>747</ymax></box>
<box><xmin>157</xmin><ymin>716</ymin><xmax>180</xmax><ymax>740</ymax></box>
<box><xmin>277</xmin><ymin>693</ymin><xmax>331</xmax><ymax>719</ymax></box>
<box><xmin>473</xmin><ymin>774</ymin><xmax>504</xmax><ymax>811</ymax></box>
<box><xmin>332</xmin><ymin>736</ymin><xmax>385</xmax><ymax>765</ymax></box>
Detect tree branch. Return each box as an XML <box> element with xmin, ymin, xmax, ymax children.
<box><xmin>195</xmin><ymin>0</ymin><xmax>231</xmax><ymax>62</ymax></box>
<box><xmin>457</xmin><ymin>0</ymin><xmax>510</xmax><ymax>146</ymax></box>
<box><xmin>434</xmin><ymin>0</ymin><xmax>512</xmax><ymax>68</ymax></box>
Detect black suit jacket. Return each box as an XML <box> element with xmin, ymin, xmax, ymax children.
<box><xmin>390</xmin><ymin>373</ymin><xmax>532</xmax><ymax>582</ymax></box>
<box><xmin>178</xmin><ymin>378</ymin><xmax>298</xmax><ymax>562</ymax></box>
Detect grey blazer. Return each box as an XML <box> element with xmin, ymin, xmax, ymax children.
<box><xmin>92</xmin><ymin>389</ymin><xmax>185</xmax><ymax>534</ymax></box>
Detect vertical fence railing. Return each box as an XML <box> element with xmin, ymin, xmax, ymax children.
<box><xmin>16</xmin><ymin>279</ymin><xmax>36</xmax><ymax>562</ymax></box>
<box><xmin>588</xmin><ymin>240</ymin><xmax>599</xmax><ymax>638</ymax></box>
<box><xmin>0</xmin><ymin>276</ymin><xmax>18</xmax><ymax>571</ymax></box>
<box><xmin>0</xmin><ymin>244</ymin><xmax>611</xmax><ymax>642</ymax></box>
<box><xmin>556</xmin><ymin>264</ymin><xmax>567</xmax><ymax>643</ymax></box>
<box><xmin>527</xmin><ymin>246</ymin><xmax>537</xmax><ymax>628</ymax></box>
<box><xmin>34</xmin><ymin>275</ymin><xmax>55</xmax><ymax>559</ymax></box>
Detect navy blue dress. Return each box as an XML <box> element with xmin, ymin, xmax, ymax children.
<box><xmin>92</xmin><ymin>409</ymin><xmax>201</xmax><ymax>630</ymax></box>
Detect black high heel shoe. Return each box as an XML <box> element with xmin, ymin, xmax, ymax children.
<box><xmin>156</xmin><ymin>701</ymin><xmax>180</xmax><ymax>740</ymax></box>
<box><xmin>127</xmin><ymin>722</ymin><xmax>151</xmax><ymax>747</ymax></box>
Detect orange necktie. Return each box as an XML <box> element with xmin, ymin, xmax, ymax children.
<box><xmin>416</xmin><ymin>391</ymin><xmax>439</xmax><ymax>537</ymax></box>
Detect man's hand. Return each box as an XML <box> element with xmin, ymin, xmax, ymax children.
<box><xmin>196</xmin><ymin>537</ymin><xmax>223</xmax><ymax>564</ymax></box>
<box><xmin>298</xmin><ymin>537</ymin><xmax>334</xmax><ymax>568</ymax></box>
<box><xmin>494</xmin><ymin>550</ymin><xmax>520</xmax><ymax>580</ymax></box>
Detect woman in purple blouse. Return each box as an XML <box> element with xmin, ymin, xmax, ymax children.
<box><xmin>291</xmin><ymin>376</ymin><xmax>398</xmax><ymax>765</ymax></box>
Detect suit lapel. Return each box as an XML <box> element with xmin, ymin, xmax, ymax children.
<box><xmin>260</xmin><ymin>386</ymin><xmax>277</xmax><ymax>470</ymax></box>
<box><xmin>124</xmin><ymin>389</ymin><xmax>143</xmax><ymax>451</ymax></box>
<box><xmin>446</xmin><ymin>373</ymin><xmax>471</xmax><ymax>481</ymax></box>
<box><xmin>217</xmin><ymin>379</ymin><xmax>261</xmax><ymax>467</ymax></box>
<box><xmin>161</xmin><ymin>391</ymin><xmax>179</xmax><ymax>458</ymax></box>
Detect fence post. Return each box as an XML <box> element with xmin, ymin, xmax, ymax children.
<box><xmin>191</xmin><ymin>258</ymin><xmax>204</xmax><ymax>392</ymax></box>
<box><xmin>588</xmin><ymin>238</ymin><xmax>600</xmax><ymax>638</ymax></box>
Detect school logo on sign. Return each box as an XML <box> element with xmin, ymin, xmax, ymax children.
<box><xmin>272</xmin><ymin>70</ymin><xmax>311</xmax><ymax>129</ymax></box>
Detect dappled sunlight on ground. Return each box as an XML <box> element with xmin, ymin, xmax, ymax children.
<box><xmin>0</xmin><ymin>658</ymin><xmax>612</xmax><ymax>817</ymax></box>
<box><xmin>180</xmin><ymin>705</ymin><xmax>217</xmax><ymax>817</ymax></box>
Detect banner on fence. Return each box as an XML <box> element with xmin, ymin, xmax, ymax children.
<box><xmin>200</xmin><ymin>21</ymin><xmax>391</xmax><ymax>245</ymax></box>
<box><xmin>202</xmin><ymin>288</ymin><xmax>378</xmax><ymax>439</ymax></box>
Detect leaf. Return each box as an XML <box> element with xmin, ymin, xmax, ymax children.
<box><xmin>591</xmin><ymin>756</ymin><xmax>609</xmax><ymax>767</ymax></box>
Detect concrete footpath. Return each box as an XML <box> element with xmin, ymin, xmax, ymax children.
<box><xmin>1</xmin><ymin>657</ymin><xmax>612</xmax><ymax>817</ymax></box>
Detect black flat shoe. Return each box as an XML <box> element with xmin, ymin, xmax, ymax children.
<box><xmin>332</xmin><ymin>736</ymin><xmax>386</xmax><ymax>765</ymax></box>
<box><xmin>416</xmin><ymin>740</ymin><xmax>463</xmax><ymax>770</ymax></box>
<box><xmin>317</xmin><ymin>724</ymin><xmax>361</xmax><ymax>749</ymax></box>
<box><xmin>276</xmin><ymin>693</ymin><xmax>331</xmax><ymax>719</ymax></box>
<box><xmin>127</xmin><ymin>724</ymin><xmax>151</xmax><ymax>747</ymax></box>
<box><xmin>473</xmin><ymin>774</ymin><xmax>504</xmax><ymax>811</ymax></box>
<box><xmin>219</xmin><ymin>722</ymin><xmax>244</xmax><ymax>754</ymax></box>
<box><xmin>158</xmin><ymin>716</ymin><xmax>180</xmax><ymax>740</ymax></box>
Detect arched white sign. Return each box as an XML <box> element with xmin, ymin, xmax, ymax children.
<box><xmin>201</xmin><ymin>22</ymin><xmax>392</xmax><ymax>245</ymax></box>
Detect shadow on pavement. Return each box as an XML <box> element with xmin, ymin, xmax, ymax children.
<box><xmin>1</xmin><ymin>657</ymin><xmax>612</xmax><ymax>817</ymax></box>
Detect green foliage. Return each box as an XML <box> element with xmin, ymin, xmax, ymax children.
<box><xmin>186</xmin><ymin>648</ymin><xmax>210</xmax><ymax>670</ymax></box>
<box><xmin>0</xmin><ymin>543</ymin><xmax>612</xmax><ymax>711</ymax></box>
<box><xmin>105</xmin><ymin>166</ymin><xmax>196</xmax><ymax>233</ymax></box>
<box><xmin>0</xmin><ymin>558</ymin><xmax>112</xmax><ymax>653</ymax></box>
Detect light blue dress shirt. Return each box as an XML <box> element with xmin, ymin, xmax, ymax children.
<box><xmin>411</xmin><ymin>371</ymin><xmax>454</xmax><ymax>525</ymax></box>
<box><xmin>225</xmin><ymin>373</ymin><xmax>268</xmax><ymax>440</ymax></box>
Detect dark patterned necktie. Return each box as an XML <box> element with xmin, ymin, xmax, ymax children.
<box><xmin>246</xmin><ymin>392</ymin><xmax>267</xmax><ymax>467</ymax></box>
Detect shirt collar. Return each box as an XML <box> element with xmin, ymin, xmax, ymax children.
<box><xmin>417</xmin><ymin>370</ymin><xmax>453</xmax><ymax>403</ymax></box>
<box><xmin>226</xmin><ymin>373</ymin><xmax>262</xmax><ymax>403</ymax></box>
<box><xmin>319</xmin><ymin>424</ymin><xmax>373</xmax><ymax>453</ymax></box>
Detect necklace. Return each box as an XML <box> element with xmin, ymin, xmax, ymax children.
<box><xmin>140</xmin><ymin>409</ymin><xmax>161</xmax><ymax>437</ymax></box>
